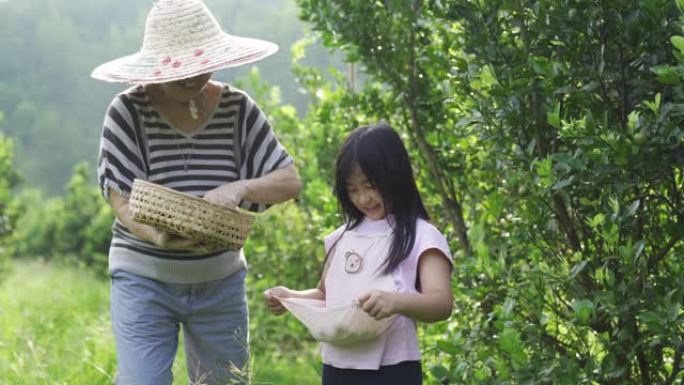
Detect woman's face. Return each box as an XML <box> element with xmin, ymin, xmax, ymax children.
<box><xmin>159</xmin><ymin>72</ymin><xmax>212</xmax><ymax>101</ymax></box>
<box><xmin>346</xmin><ymin>164</ymin><xmax>387</xmax><ymax>220</ymax></box>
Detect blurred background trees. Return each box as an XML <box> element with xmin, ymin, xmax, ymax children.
<box><xmin>0</xmin><ymin>112</ymin><xmax>19</xmax><ymax>278</ymax></box>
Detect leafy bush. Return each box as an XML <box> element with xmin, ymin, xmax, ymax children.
<box><xmin>296</xmin><ymin>0</ymin><xmax>684</xmax><ymax>383</ymax></box>
<box><xmin>9</xmin><ymin>162</ymin><xmax>113</xmax><ymax>276</ymax></box>
<box><xmin>0</xmin><ymin>119</ymin><xmax>19</xmax><ymax>278</ymax></box>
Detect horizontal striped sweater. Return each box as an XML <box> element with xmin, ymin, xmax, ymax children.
<box><xmin>97</xmin><ymin>83</ymin><xmax>293</xmax><ymax>283</ymax></box>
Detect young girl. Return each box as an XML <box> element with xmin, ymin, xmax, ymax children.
<box><xmin>264</xmin><ymin>123</ymin><xmax>453</xmax><ymax>385</ymax></box>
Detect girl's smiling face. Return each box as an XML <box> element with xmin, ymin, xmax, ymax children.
<box><xmin>346</xmin><ymin>164</ymin><xmax>387</xmax><ymax>220</ymax></box>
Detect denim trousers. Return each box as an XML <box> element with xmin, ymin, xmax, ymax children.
<box><xmin>110</xmin><ymin>268</ymin><xmax>249</xmax><ymax>385</ymax></box>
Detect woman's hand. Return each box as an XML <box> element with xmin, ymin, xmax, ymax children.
<box><xmin>110</xmin><ymin>189</ymin><xmax>204</xmax><ymax>252</ymax></box>
<box><xmin>357</xmin><ymin>290</ymin><xmax>398</xmax><ymax>320</ymax></box>
<box><xmin>150</xmin><ymin>229</ymin><xmax>200</xmax><ymax>250</ymax></box>
<box><xmin>203</xmin><ymin>181</ymin><xmax>248</xmax><ymax>208</ymax></box>
<box><xmin>263</xmin><ymin>286</ymin><xmax>294</xmax><ymax>316</ymax></box>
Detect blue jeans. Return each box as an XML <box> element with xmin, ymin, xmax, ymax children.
<box><xmin>110</xmin><ymin>268</ymin><xmax>249</xmax><ymax>385</ymax></box>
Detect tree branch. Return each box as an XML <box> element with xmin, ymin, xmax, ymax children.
<box><xmin>400</xmin><ymin>10</ymin><xmax>472</xmax><ymax>255</ymax></box>
<box><xmin>650</xmin><ymin>234</ymin><xmax>682</xmax><ymax>268</ymax></box>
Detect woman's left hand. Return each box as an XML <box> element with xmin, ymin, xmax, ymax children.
<box><xmin>357</xmin><ymin>290</ymin><xmax>398</xmax><ymax>320</ymax></box>
<box><xmin>203</xmin><ymin>181</ymin><xmax>248</xmax><ymax>208</ymax></box>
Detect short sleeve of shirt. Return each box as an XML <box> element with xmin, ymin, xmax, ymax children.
<box><xmin>237</xmin><ymin>92</ymin><xmax>295</xmax><ymax>212</ymax></box>
<box><xmin>324</xmin><ymin>225</ymin><xmax>347</xmax><ymax>254</ymax></box>
<box><xmin>97</xmin><ymin>92</ymin><xmax>147</xmax><ymax>202</ymax></box>
<box><xmin>414</xmin><ymin>219</ymin><xmax>454</xmax><ymax>270</ymax></box>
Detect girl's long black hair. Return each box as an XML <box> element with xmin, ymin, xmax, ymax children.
<box><xmin>334</xmin><ymin>123</ymin><xmax>429</xmax><ymax>274</ymax></box>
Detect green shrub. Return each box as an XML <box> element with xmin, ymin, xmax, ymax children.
<box><xmin>9</xmin><ymin>162</ymin><xmax>113</xmax><ymax>276</ymax></box>
<box><xmin>0</xmin><ymin>115</ymin><xmax>20</xmax><ymax>279</ymax></box>
<box><xmin>295</xmin><ymin>1</ymin><xmax>684</xmax><ymax>383</ymax></box>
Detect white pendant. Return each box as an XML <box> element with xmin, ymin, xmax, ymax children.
<box><xmin>189</xmin><ymin>99</ymin><xmax>199</xmax><ymax>120</ymax></box>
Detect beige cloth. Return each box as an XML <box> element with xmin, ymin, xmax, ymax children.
<box><xmin>278</xmin><ymin>227</ymin><xmax>399</xmax><ymax>346</ymax></box>
<box><xmin>278</xmin><ymin>297</ymin><xmax>396</xmax><ymax>345</ymax></box>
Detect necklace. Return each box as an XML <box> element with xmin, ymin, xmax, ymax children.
<box><xmin>189</xmin><ymin>98</ymin><xmax>199</xmax><ymax>120</ymax></box>
<box><xmin>188</xmin><ymin>87</ymin><xmax>207</xmax><ymax>120</ymax></box>
<box><xmin>177</xmin><ymin>135</ymin><xmax>196</xmax><ymax>172</ymax></box>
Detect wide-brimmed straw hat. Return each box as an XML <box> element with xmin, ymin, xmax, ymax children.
<box><xmin>91</xmin><ymin>0</ymin><xmax>278</xmax><ymax>84</ymax></box>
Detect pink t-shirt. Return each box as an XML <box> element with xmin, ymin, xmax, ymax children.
<box><xmin>322</xmin><ymin>216</ymin><xmax>453</xmax><ymax>369</ymax></box>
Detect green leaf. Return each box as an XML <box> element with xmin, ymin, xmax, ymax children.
<box><xmin>473</xmin><ymin>64</ymin><xmax>499</xmax><ymax>90</ymax></box>
<box><xmin>571</xmin><ymin>299</ymin><xmax>595</xmax><ymax>323</ymax></box>
<box><xmin>627</xmin><ymin>110</ymin><xmax>640</xmax><ymax>133</ymax></box>
<box><xmin>580</xmin><ymin>80</ymin><xmax>600</xmax><ymax>93</ymax></box>
<box><xmin>624</xmin><ymin>200</ymin><xmax>640</xmax><ymax>218</ymax></box>
<box><xmin>672</xmin><ymin>36</ymin><xmax>684</xmax><ymax>53</ymax></box>
<box><xmin>639</xmin><ymin>310</ymin><xmax>664</xmax><ymax>333</ymax></box>
<box><xmin>474</xmin><ymin>366</ymin><xmax>490</xmax><ymax>380</ymax></box>
<box><xmin>633</xmin><ymin>240</ymin><xmax>646</xmax><ymax>263</ymax></box>
<box><xmin>499</xmin><ymin>328</ymin><xmax>522</xmax><ymax>354</ymax></box>
<box><xmin>436</xmin><ymin>340</ymin><xmax>461</xmax><ymax>355</ymax></box>
<box><xmin>552</xmin><ymin>178</ymin><xmax>572</xmax><ymax>190</ymax></box>
<box><xmin>609</xmin><ymin>197</ymin><xmax>620</xmax><ymax>214</ymax></box>
<box><xmin>571</xmin><ymin>260</ymin><xmax>589</xmax><ymax>279</ymax></box>
<box><xmin>588</xmin><ymin>213</ymin><xmax>605</xmax><ymax>228</ymax></box>
<box><xmin>503</xmin><ymin>298</ymin><xmax>516</xmax><ymax>317</ymax></box>
<box><xmin>454</xmin><ymin>362</ymin><xmax>468</xmax><ymax>375</ymax></box>
<box><xmin>430</xmin><ymin>365</ymin><xmax>450</xmax><ymax>382</ymax></box>
<box><xmin>531</xmin><ymin>56</ymin><xmax>553</xmax><ymax>77</ymax></box>
<box><xmin>535</xmin><ymin>156</ymin><xmax>554</xmax><ymax>188</ymax></box>
<box><xmin>548</xmin><ymin>102</ymin><xmax>561</xmax><ymax>129</ymax></box>
<box><xmin>651</xmin><ymin>65</ymin><xmax>681</xmax><ymax>84</ymax></box>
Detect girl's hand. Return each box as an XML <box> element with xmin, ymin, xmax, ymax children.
<box><xmin>263</xmin><ymin>286</ymin><xmax>293</xmax><ymax>316</ymax></box>
<box><xmin>357</xmin><ymin>290</ymin><xmax>398</xmax><ymax>320</ymax></box>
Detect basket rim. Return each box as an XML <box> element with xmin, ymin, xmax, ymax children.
<box><xmin>132</xmin><ymin>178</ymin><xmax>256</xmax><ymax>219</ymax></box>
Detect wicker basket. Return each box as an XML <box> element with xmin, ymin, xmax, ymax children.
<box><xmin>129</xmin><ymin>179</ymin><xmax>255</xmax><ymax>250</ymax></box>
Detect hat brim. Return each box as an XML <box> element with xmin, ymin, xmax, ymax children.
<box><xmin>91</xmin><ymin>33</ymin><xmax>278</xmax><ymax>84</ymax></box>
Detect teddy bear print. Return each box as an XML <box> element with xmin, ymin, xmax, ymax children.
<box><xmin>344</xmin><ymin>251</ymin><xmax>363</xmax><ymax>273</ymax></box>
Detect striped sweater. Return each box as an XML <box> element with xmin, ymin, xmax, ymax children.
<box><xmin>97</xmin><ymin>83</ymin><xmax>294</xmax><ymax>283</ymax></box>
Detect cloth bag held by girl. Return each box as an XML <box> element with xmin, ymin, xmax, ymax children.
<box><xmin>277</xmin><ymin>297</ymin><xmax>396</xmax><ymax>345</ymax></box>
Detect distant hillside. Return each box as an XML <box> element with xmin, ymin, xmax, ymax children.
<box><xmin>0</xmin><ymin>0</ymin><xmax>336</xmax><ymax>194</ymax></box>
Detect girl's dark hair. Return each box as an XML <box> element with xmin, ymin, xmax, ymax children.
<box><xmin>333</xmin><ymin>122</ymin><xmax>429</xmax><ymax>274</ymax></box>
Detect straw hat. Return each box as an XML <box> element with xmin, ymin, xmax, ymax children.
<box><xmin>91</xmin><ymin>0</ymin><xmax>278</xmax><ymax>84</ymax></box>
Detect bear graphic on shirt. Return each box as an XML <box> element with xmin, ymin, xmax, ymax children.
<box><xmin>344</xmin><ymin>251</ymin><xmax>362</xmax><ymax>273</ymax></box>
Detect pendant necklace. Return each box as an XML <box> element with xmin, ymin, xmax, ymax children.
<box><xmin>182</xmin><ymin>90</ymin><xmax>204</xmax><ymax>170</ymax></box>
<box><xmin>188</xmin><ymin>87</ymin><xmax>206</xmax><ymax>120</ymax></box>
<box><xmin>177</xmin><ymin>135</ymin><xmax>196</xmax><ymax>172</ymax></box>
<box><xmin>189</xmin><ymin>98</ymin><xmax>199</xmax><ymax>120</ymax></box>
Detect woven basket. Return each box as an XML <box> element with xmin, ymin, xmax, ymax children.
<box><xmin>129</xmin><ymin>179</ymin><xmax>255</xmax><ymax>250</ymax></box>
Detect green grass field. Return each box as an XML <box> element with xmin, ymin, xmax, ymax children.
<box><xmin>0</xmin><ymin>260</ymin><xmax>319</xmax><ymax>385</ymax></box>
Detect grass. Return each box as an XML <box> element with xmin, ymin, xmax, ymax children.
<box><xmin>0</xmin><ymin>259</ymin><xmax>320</xmax><ymax>385</ymax></box>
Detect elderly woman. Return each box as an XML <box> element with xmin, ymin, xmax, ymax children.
<box><xmin>91</xmin><ymin>1</ymin><xmax>301</xmax><ymax>384</ymax></box>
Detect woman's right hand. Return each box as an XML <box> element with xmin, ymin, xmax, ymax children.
<box><xmin>263</xmin><ymin>286</ymin><xmax>293</xmax><ymax>315</ymax></box>
<box><xmin>150</xmin><ymin>229</ymin><xmax>198</xmax><ymax>250</ymax></box>
<box><xmin>110</xmin><ymin>189</ymin><xmax>201</xmax><ymax>251</ymax></box>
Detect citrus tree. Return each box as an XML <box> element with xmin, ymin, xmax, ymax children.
<box><xmin>296</xmin><ymin>0</ymin><xmax>684</xmax><ymax>383</ymax></box>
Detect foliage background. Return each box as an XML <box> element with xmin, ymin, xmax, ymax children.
<box><xmin>1</xmin><ymin>0</ymin><xmax>683</xmax><ymax>384</ymax></box>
